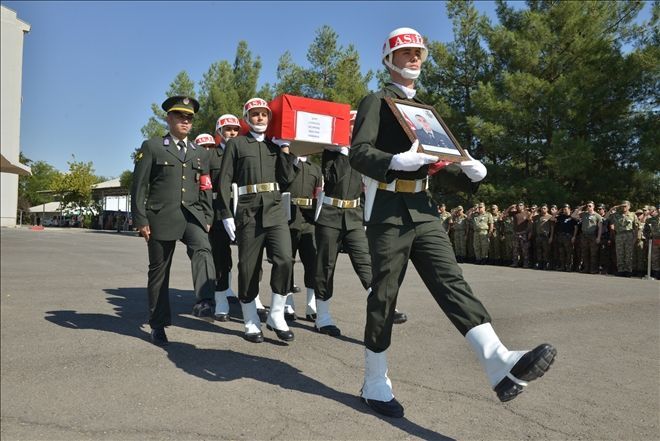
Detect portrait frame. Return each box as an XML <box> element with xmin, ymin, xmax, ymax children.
<box><xmin>385</xmin><ymin>97</ymin><xmax>470</xmax><ymax>162</ymax></box>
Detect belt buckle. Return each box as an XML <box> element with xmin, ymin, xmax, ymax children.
<box><xmin>332</xmin><ymin>199</ymin><xmax>342</xmax><ymax>208</ymax></box>
<box><xmin>396</xmin><ymin>179</ymin><xmax>416</xmax><ymax>193</ymax></box>
<box><xmin>347</xmin><ymin>200</ymin><xmax>358</xmax><ymax>209</ymax></box>
<box><xmin>256</xmin><ymin>183</ymin><xmax>270</xmax><ymax>192</ymax></box>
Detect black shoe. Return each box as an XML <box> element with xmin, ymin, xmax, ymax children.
<box><xmin>192</xmin><ymin>300</ymin><xmax>214</xmax><ymax>322</ymax></box>
<box><xmin>214</xmin><ymin>312</ymin><xmax>229</xmax><ymax>322</ymax></box>
<box><xmin>494</xmin><ymin>343</ymin><xmax>557</xmax><ymax>402</ymax></box>
<box><xmin>150</xmin><ymin>328</ymin><xmax>169</xmax><ymax>346</ymax></box>
<box><xmin>292</xmin><ymin>285</ymin><xmax>301</xmax><ymax>293</ymax></box>
<box><xmin>304</xmin><ymin>313</ymin><xmax>317</xmax><ymax>322</ymax></box>
<box><xmin>315</xmin><ymin>324</ymin><xmax>341</xmax><ymax>337</ymax></box>
<box><xmin>257</xmin><ymin>308</ymin><xmax>269</xmax><ymax>322</ymax></box>
<box><xmin>362</xmin><ymin>397</ymin><xmax>404</xmax><ymax>418</ymax></box>
<box><xmin>244</xmin><ymin>332</ymin><xmax>264</xmax><ymax>343</ymax></box>
<box><xmin>393</xmin><ymin>311</ymin><xmax>408</xmax><ymax>325</ymax></box>
<box><xmin>266</xmin><ymin>324</ymin><xmax>295</xmax><ymax>342</ymax></box>
<box><xmin>284</xmin><ymin>312</ymin><xmax>297</xmax><ymax>321</ymax></box>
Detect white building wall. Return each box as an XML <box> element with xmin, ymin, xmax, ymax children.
<box><xmin>1</xmin><ymin>6</ymin><xmax>30</xmax><ymax>227</ymax></box>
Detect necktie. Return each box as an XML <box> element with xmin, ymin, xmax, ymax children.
<box><xmin>177</xmin><ymin>140</ymin><xmax>186</xmax><ymax>161</ymax></box>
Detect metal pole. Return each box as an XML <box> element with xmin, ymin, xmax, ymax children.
<box><xmin>642</xmin><ymin>238</ymin><xmax>654</xmax><ymax>280</ymax></box>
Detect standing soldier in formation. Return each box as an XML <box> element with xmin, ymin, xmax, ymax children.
<box><xmin>465</xmin><ymin>204</ymin><xmax>477</xmax><ymax>263</ymax></box>
<box><xmin>500</xmin><ymin>210</ymin><xmax>514</xmax><ymax>266</ymax></box>
<box><xmin>438</xmin><ymin>203</ymin><xmax>452</xmax><ymax>233</ymax></box>
<box><xmin>470</xmin><ymin>202</ymin><xmax>493</xmax><ymax>265</ymax></box>
<box><xmin>350</xmin><ymin>27</ymin><xmax>555</xmax><ymax>418</ymax></box>
<box><xmin>608</xmin><ymin>201</ymin><xmax>640</xmax><ymax>277</ymax></box>
<box><xmin>644</xmin><ymin>205</ymin><xmax>660</xmax><ymax>279</ymax></box>
<box><xmin>572</xmin><ymin>201</ymin><xmax>602</xmax><ymax>274</ymax></box>
<box><xmin>218</xmin><ymin>98</ymin><xmax>298</xmax><ymax>343</ymax></box>
<box><xmin>533</xmin><ymin>204</ymin><xmax>553</xmax><ymax>270</ymax></box>
<box><xmin>451</xmin><ymin>206</ymin><xmax>468</xmax><ymax>262</ymax></box>
<box><xmin>553</xmin><ymin>204</ymin><xmax>578</xmax><ymax>272</ymax></box>
<box><xmin>596</xmin><ymin>204</ymin><xmax>613</xmax><ymax>274</ymax></box>
<box><xmin>632</xmin><ymin>209</ymin><xmax>648</xmax><ymax>277</ymax></box>
<box><xmin>199</xmin><ymin>114</ymin><xmax>242</xmax><ymax>321</ymax></box>
<box><xmin>505</xmin><ymin>202</ymin><xmax>531</xmax><ymax>268</ymax></box>
<box><xmin>548</xmin><ymin>205</ymin><xmax>560</xmax><ymax>270</ymax></box>
<box><xmin>282</xmin><ymin>153</ymin><xmax>323</xmax><ymax>321</ymax></box>
<box><xmin>489</xmin><ymin>204</ymin><xmax>502</xmax><ymax>265</ymax></box>
<box><xmin>131</xmin><ymin>96</ymin><xmax>216</xmax><ymax>346</ymax></box>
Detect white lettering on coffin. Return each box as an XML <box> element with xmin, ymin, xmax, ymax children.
<box><xmin>295</xmin><ymin>111</ymin><xmax>333</xmax><ymax>144</ymax></box>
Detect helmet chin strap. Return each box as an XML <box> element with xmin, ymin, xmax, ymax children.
<box><xmin>247</xmin><ymin>121</ymin><xmax>268</xmax><ymax>133</ymax></box>
<box><xmin>384</xmin><ymin>57</ymin><xmax>420</xmax><ymax>80</ymax></box>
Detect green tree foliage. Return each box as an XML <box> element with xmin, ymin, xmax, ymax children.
<box><xmin>49</xmin><ymin>156</ymin><xmax>98</xmax><ymax>215</ymax></box>
<box><xmin>274</xmin><ymin>25</ymin><xmax>373</xmax><ymax>108</ymax></box>
<box><xmin>140</xmin><ymin>71</ymin><xmax>196</xmax><ymax>141</ymax></box>
<box><xmin>119</xmin><ymin>169</ymin><xmax>133</xmax><ymax>191</ymax></box>
<box><xmin>17</xmin><ymin>154</ymin><xmax>61</xmax><ymax>211</ymax></box>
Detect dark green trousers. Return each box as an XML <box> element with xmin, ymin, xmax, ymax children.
<box><xmin>147</xmin><ymin>216</ymin><xmax>215</xmax><ymax>329</ymax></box>
<box><xmin>209</xmin><ymin>220</ymin><xmax>233</xmax><ymax>291</ymax></box>
<box><xmin>237</xmin><ymin>213</ymin><xmax>293</xmax><ymax>300</ymax></box>
<box><xmin>290</xmin><ymin>220</ymin><xmax>316</xmax><ymax>289</ymax></box>
<box><xmin>314</xmin><ymin>224</ymin><xmax>371</xmax><ymax>300</ymax></box>
<box><xmin>364</xmin><ymin>220</ymin><xmax>491</xmax><ymax>352</ymax></box>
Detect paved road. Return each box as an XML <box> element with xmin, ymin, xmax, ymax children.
<box><xmin>1</xmin><ymin>227</ymin><xmax>658</xmax><ymax>440</ymax></box>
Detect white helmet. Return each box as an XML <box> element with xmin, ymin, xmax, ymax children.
<box><xmin>194</xmin><ymin>133</ymin><xmax>215</xmax><ymax>147</ymax></box>
<box><xmin>349</xmin><ymin>110</ymin><xmax>357</xmax><ymax>121</ymax></box>
<box><xmin>382</xmin><ymin>27</ymin><xmax>427</xmax><ymax>80</ymax></box>
<box><xmin>243</xmin><ymin>98</ymin><xmax>271</xmax><ymax>133</ymax></box>
<box><xmin>215</xmin><ymin>114</ymin><xmax>241</xmax><ymax>133</ymax></box>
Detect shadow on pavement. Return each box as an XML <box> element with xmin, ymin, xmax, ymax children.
<box><xmin>44</xmin><ymin>287</ymin><xmax>454</xmax><ymax>440</ymax></box>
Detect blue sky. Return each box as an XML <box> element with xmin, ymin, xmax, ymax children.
<box><xmin>2</xmin><ymin>1</ymin><xmax>652</xmax><ymax>178</ymax></box>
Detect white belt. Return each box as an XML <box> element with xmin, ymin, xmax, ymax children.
<box><xmin>377</xmin><ymin>177</ymin><xmax>428</xmax><ymax>193</ymax></box>
<box><xmin>322</xmin><ymin>196</ymin><xmax>360</xmax><ymax>209</ymax></box>
<box><xmin>237</xmin><ymin>182</ymin><xmax>279</xmax><ymax>196</ymax></box>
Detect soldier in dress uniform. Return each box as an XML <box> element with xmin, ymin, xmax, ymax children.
<box><xmin>196</xmin><ymin>114</ymin><xmax>241</xmax><ymax>321</ymax></box>
<box><xmin>608</xmin><ymin>201</ymin><xmax>640</xmax><ymax>277</ymax></box>
<box><xmin>470</xmin><ymin>202</ymin><xmax>493</xmax><ymax>265</ymax></box>
<box><xmin>131</xmin><ymin>96</ymin><xmax>216</xmax><ymax>346</ymax></box>
<box><xmin>349</xmin><ymin>27</ymin><xmax>556</xmax><ymax>418</ymax></box>
<box><xmin>217</xmin><ymin>98</ymin><xmax>298</xmax><ymax>343</ymax></box>
<box><xmin>281</xmin><ymin>153</ymin><xmax>323</xmax><ymax>322</ymax></box>
<box><xmin>315</xmin><ymin>110</ymin><xmax>408</xmax><ymax>337</ymax></box>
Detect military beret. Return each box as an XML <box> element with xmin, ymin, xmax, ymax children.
<box><xmin>162</xmin><ymin>95</ymin><xmax>200</xmax><ymax>114</ymax></box>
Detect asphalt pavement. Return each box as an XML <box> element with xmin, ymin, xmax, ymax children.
<box><xmin>1</xmin><ymin>227</ymin><xmax>658</xmax><ymax>440</ymax></box>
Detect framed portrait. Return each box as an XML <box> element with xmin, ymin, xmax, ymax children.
<box><xmin>385</xmin><ymin>97</ymin><xmax>469</xmax><ymax>162</ymax></box>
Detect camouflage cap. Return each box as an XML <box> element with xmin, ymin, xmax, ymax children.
<box><xmin>456</xmin><ymin>205</ymin><xmax>464</xmax><ymax>210</ymax></box>
<box><xmin>597</xmin><ymin>203</ymin><xmax>606</xmax><ymax>210</ymax></box>
<box><xmin>621</xmin><ymin>200</ymin><xmax>631</xmax><ymax>207</ymax></box>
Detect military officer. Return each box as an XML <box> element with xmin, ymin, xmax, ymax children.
<box><xmin>131</xmin><ymin>96</ymin><xmax>216</xmax><ymax>346</ymax></box>
<box><xmin>315</xmin><ymin>110</ymin><xmax>408</xmax><ymax>337</ymax></box>
<box><xmin>350</xmin><ymin>27</ymin><xmax>556</xmax><ymax>418</ymax></box>
<box><xmin>608</xmin><ymin>201</ymin><xmax>640</xmax><ymax>277</ymax></box>
<box><xmin>438</xmin><ymin>203</ymin><xmax>452</xmax><ymax>233</ymax></box>
<box><xmin>489</xmin><ymin>204</ymin><xmax>502</xmax><ymax>265</ymax></box>
<box><xmin>197</xmin><ymin>114</ymin><xmax>241</xmax><ymax>321</ymax></box>
<box><xmin>571</xmin><ymin>201</ymin><xmax>602</xmax><ymax>274</ymax></box>
<box><xmin>470</xmin><ymin>202</ymin><xmax>493</xmax><ymax>264</ymax></box>
<box><xmin>281</xmin><ymin>153</ymin><xmax>323</xmax><ymax>322</ymax></box>
<box><xmin>217</xmin><ymin>98</ymin><xmax>298</xmax><ymax>343</ymax></box>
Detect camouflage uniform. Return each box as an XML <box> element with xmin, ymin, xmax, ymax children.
<box><xmin>501</xmin><ymin>216</ymin><xmax>514</xmax><ymax>265</ymax></box>
<box><xmin>578</xmin><ymin>212</ymin><xmax>602</xmax><ymax>274</ymax></box>
<box><xmin>489</xmin><ymin>214</ymin><xmax>502</xmax><ymax>264</ymax></box>
<box><xmin>632</xmin><ymin>216</ymin><xmax>647</xmax><ymax>275</ymax></box>
<box><xmin>452</xmin><ymin>213</ymin><xmax>468</xmax><ymax>261</ymax></box>
<box><xmin>609</xmin><ymin>211</ymin><xmax>639</xmax><ymax>274</ymax></box>
<box><xmin>471</xmin><ymin>212</ymin><xmax>493</xmax><ymax>263</ymax></box>
<box><xmin>439</xmin><ymin>211</ymin><xmax>452</xmax><ymax>234</ymax></box>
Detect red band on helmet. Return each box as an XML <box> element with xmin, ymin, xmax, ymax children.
<box><xmin>199</xmin><ymin>175</ymin><xmax>212</xmax><ymax>191</ymax></box>
<box><xmin>389</xmin><ymin>33</ymin><xmax>424</xmax><ymax>49</ymax></box>
<box><xmin>219</xmin><ymin>117</ymin><xmax>240</xmax><ymax>126</ymax></box>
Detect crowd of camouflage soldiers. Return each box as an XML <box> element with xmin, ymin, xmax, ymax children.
<box><xmin>439</xmin><ymin>200</ymin><xmax>660</xmax><ymax>279</ymax></box>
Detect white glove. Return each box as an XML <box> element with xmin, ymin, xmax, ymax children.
<box><xmin>389</xmin><ymin>140</ymin><xmax>437</xmax><ymax>171</ymax></box>
<box><xmin>222</xmin><ymin>218</ymin><xmax>236</xmax><ymax>241</ymax></box>
<box><xmin>459</xmin><ymin>159</ymin><xmax>487</xmax><ymax>182</ymax></box>
<box><xmin>338</xmin><ymin>146</ymin><xmax>349</xmax><ymax>156</ymax></box>
<box><xmin>271</xmin><ymin>137</ymin><xmax>290</xmax><ymax>147</ymax></box>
